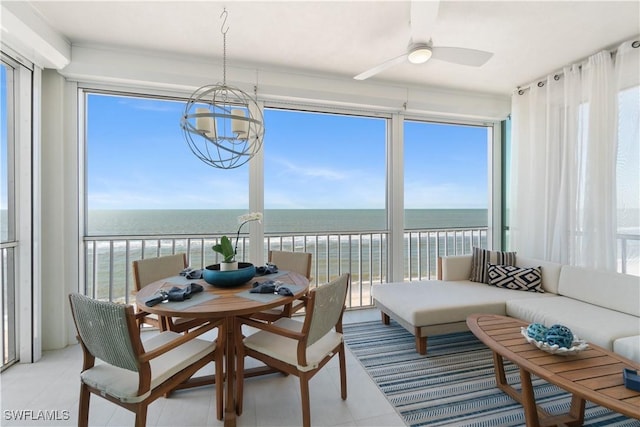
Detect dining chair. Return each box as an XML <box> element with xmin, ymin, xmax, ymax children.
<box><xmin>235</xmin><ymin>273</ymin><xmax>350</xmax><ymax>427</ymax></box>
<box><xmin>250</xmin><ymin>250</ymin><xmax>313</xmax><ymax>322</ymax></box>
<box><xmin>68</xmin><ymin>293</ymin><xmax>224</xmax><ymax>427</ymax></box>
<box><xmin>269</xmin><ymin>250</ymin><xmax>313</xmax><ymax>280</ymax></box>
<box><xmin>132</xmin><ymin>253</ymin><xmax>205</xmax><ymax>333</ymax></box>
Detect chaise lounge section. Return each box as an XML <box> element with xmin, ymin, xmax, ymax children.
<box><xmin>372</xmin><ymin>253</ymin><xmax>640</xmax><ymax>361</ymax></box>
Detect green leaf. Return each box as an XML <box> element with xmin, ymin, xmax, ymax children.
<box><xmin>211</xmin><ymin>235</ymin><xmax>235</xmax><ymax>262</ymax></box>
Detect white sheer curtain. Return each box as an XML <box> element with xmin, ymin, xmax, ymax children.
<box><xmin>614</xmin><ymin>41</ymin><xmax>640</xmax><ymax>275</ymax></box>
<box><xmin>510</xmin><ymin>38</ymin><xmax>639</xmax><ymax>272</ymax></box>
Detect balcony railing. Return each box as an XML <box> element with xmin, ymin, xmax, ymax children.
<box><xmin>82</xmin><ymin>228</ymin><xmax>638</xmax><ymax>309</ymax></box>
<box><xmin>82</xmin><ymin>227</ymin><xmax>487</xmax><ymax>309</ymax></box>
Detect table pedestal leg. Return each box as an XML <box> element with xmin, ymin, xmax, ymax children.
<box><xmin>224</xmin><ymin>316</ymin><xmax>236</xmax><ymax>427</ymax></box>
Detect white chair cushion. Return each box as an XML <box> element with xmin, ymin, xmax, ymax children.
<box><xmin>81</xmin><ymin>331</ymin><xmax>215</xmax><ymax>403</ymax></box>
<box><xmin>243</xmin><ymin>317</ymin><xmax>342</xmax><ymax>372</ymax></box>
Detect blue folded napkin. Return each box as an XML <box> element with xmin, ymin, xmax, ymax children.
<box><xmin>180</xmin><ymin>268</ymin><xmax>203</xmax><ymax>280</ymax></box>
<box><xmin>250</xmin><ymin>280</ymin><xmax>293</xmax><ymax>296</ymax></box>
<box><xmin>146</xmin><ymin>283</ymin><xmax>204</xmax><ymax>306</ymax></box>
<box><xmin>255</xmin><ymin>263</ymin><xmax>278</xmax><ymax>276</ymax></box>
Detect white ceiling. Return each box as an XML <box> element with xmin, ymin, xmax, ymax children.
<box><xmin>21</xmin><ymin>1</ymin><xmax>640</xmax><ymax>95</ymax></box>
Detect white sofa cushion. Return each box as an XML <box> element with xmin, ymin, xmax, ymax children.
<box><xmin>441</xmin><ymin>254</ymin><xmax>563</xmax><ymax>294</ymax></box>
<box><xmin>613</xmin><ymin>335</ymin><xmax>640</xmax><ymax>363</ymax></box>
<box><xmin>558</xmin><ymin>265</ymin><xmax>640</xmax><ymax>317</ymax></box>
<box><xmin>440</xmin><ymin>255</ymin><xmax>473</xmax><ymax>281</ymax></box>
<box><xmin>506</xmin><ymin>296</ymin><xmax>640</xmax><ymax>351</ymax></box>
<box><xmin>372</xmin><ymin>280</ymin><xmax>551</xmax><ymax>327</ymax></box>
<box><xmin>515</xmin><ymin>256</ymin><xmax>563</xmax><ymax>294</ymax></box>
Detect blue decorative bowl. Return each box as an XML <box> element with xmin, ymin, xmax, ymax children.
<box><xmin>203</xmin><ymin>262</ymin><xmax>256</xmax><ymax>288</ymax></box>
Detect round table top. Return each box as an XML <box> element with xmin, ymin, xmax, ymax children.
<box><xmin>135</xmin><ymin>270</ymin><xmax>309</xmax><ymax>319</ymax></box>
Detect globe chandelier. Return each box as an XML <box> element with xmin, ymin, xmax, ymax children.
<box><xmin>180</xmin><ymin>8</ymin><xmax>264</xmax><ymax>169</ymax></box>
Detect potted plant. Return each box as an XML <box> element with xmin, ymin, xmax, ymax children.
<box><xmin>211</xmin><ymin>212</ymin><xmax>262</xmax><ymax>271</ymax></box>
<box><xmin>212</xmin><ymin>235</ymin><xmax>238</xmax><ymax>270</ymax></box>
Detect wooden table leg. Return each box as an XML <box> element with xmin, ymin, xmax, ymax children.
<box><xmin>567</xmin><ymin>394</ymin><xmax>586</xmax><ymax>426</ymax></box>
<box><xmin>519</xmin><ymin>367</ymin><xmax>540</xmax><ymax>427</ymax></box>
<box><xmin>493</xmin><ymin>352</ymin><xmax>508</xmax><ymax>388</ymax></box>
<box><xmin>224</xmin><ymin>316</ymin><xmax>236</xmax><ymax>427</ymax></box>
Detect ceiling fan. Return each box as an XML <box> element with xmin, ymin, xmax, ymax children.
<box><xmin>354</xmin><ymin>1</ymin><xmax>494</xmax><ymax>81</ymax></box>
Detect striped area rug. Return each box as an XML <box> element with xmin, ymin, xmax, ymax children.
<box><xmin>343</xmin><ymin>320</ymin><xmax>640</xmax><ymax>427</ymax></box>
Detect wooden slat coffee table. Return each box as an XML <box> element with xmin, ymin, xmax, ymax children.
<box><xmin>467</xmin><ymin>313</ymin><xmax>640</xmax><ymax>426</ymax></box>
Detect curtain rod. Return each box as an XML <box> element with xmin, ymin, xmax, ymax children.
<box><xmin>514</xmin><ymin>39</ymin><xmax>639</xmax><ymax>95</ymax></box>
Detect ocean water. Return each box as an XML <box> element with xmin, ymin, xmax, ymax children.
<box><xmin>87</xmin><ymin>208</ymin><xmax>488</xmax><ymax>236</ymax></box>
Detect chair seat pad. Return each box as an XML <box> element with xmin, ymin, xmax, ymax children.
<box><xmin>258</xmin><ymin>305</ymin><xmax>286</xmax><ymax>316</ymax></box>
<box><xmin>243</xmin><ymin>317</ymin><xmax>342</xmax><ymax>372</ymax></box>
<box><xmin>81</xmin><ymin>331</ymin><xmax>215</xmax><ymax>403</ymax></box>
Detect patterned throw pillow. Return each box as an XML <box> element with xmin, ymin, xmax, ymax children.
<box><xmin>469</xmin><ymin>247</ymin><xmax>516</xmax><ymax>284</ymax></box>
<box><xmin>487</xmin><ymin>263</ymin><xmax>544</xmax><ymax>293</ymax></box>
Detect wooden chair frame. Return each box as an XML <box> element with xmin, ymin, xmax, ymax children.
<box><xmin>69</xmin><ymin>294</ymin><xmax>224</xmax><ymax>427</ymax></box>
<box><xmin>235</xmin><ymin>273</ymin><xmax>349</xmax><ymax>427</ymax></box>
<box><xmin>250</xmin><ymin>250</ymin><xmax>313</xmax><ymax>322</ymax></box>
<box><xmin>132</xmin><ymin>253</ymin><xmax>207</xmax><ymax>333</ymax></box>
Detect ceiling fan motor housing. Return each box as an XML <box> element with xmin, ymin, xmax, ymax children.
<box><xmin>408</xmin><ymin>43</ymin><xmax>433</xmax><ymax>64</ymax></box>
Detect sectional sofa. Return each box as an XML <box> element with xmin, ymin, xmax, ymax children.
<box><xmin>371</xmin><ymin>252</ymin><xmax>640</xmax><ymax>362</ymax></box>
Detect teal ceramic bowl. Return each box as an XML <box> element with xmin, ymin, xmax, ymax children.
<box><xmin>203</xmin><ymin>262</ymin><xmax>256</xmax><ymax>288</ymax></box>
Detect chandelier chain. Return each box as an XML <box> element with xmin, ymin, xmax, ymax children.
<box><xmin>220</xmin><ymin>8</ymin><xmax>229</xmax><ymax>85</ymax></box>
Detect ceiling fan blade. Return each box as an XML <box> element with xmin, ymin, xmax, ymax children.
<box><xmin>410</xmin><ymin>0</ymin><xmax>440</xmax><ymax>42</ymax></box>
<box><xmin>431</xmin><ymin>46</ymin><xmax>493</xmax><ymax>66</ymax></box>
<box><xmin>354</xmin><ymin>53</ymin><xmax>408</xmax><ymax>80</ymax></box>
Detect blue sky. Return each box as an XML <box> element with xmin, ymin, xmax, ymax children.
<box><xmin>86</xmin><ymin>93</ymin><xmax>489</xmax><ymax>210</ymax></box>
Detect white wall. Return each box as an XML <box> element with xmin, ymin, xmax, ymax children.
<box><xmin>61</xmin><ymin>44</ymin><xmax>510</xmax><ymax>121</ymax></box>
<box><xmin>40</xmin><ymin>70</ymin><xmax>79</xmax><ymax>349</ymax></box>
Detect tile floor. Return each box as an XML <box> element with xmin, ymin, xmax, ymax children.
<box><xmin>1</xmin><ymin>309</ymin><xmax>405</xmax><ymax>427</ymax></box>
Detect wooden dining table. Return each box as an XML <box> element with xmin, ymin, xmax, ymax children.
<box><xmin>135</xmin><ymin>269</ymin><xmax>309</xmax><ymax>427</ymax></box>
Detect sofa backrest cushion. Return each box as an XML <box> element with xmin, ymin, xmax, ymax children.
<box><xmin>558</xmin><ymin>265</ymin><xmax>640</xmax><ymax>317</ymax></box>
<box><xmin>516</xmin><ymin>256</ymin><xmax>562</xmax><ymax>294</ymax></box>
<box><xmin>440</xmin><ymin>255</ymin><xmax>473</xmax><ymax>281</ymax></box>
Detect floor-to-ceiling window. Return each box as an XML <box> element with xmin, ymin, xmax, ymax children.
<box><xmin>617</xmin><ymin>84</ymin><xmax>640</xmax><ymax>275</ymax></box>
<box><xmin>83</xmin><ymin>90</ymin><xmax>251</xmax><ymax>301</ymax></box>
<box><xmin>1</xmin><ymin>52</ymin><xmax>31</xmax><ymax>369</ymax></box>
<box><xmin>404</xmin><ymin>120</ymin><xmax>491</xmax><ymax>279</ymax></box>
<box><xmin>262</xmin><ymin>107</ymin><xmax>388</xmax><ymax>306</ymax></box>
<box><xmin>81</xmin><ymin>89</ymin><xmax>501</xmax><ymax>305</ymax></box>
<box><xmin>1</xmin><ymin>57</ymin><xmax>17</xmax><ymax>369</ymax></box>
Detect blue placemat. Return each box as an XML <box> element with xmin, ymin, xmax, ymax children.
<box><xmin>162</xmin><ymin>275</ymin><xmax>193</xmax><ymax>286</ymax></box>
<box><xmin>143</xmin><ymin>288</ymin><xmax>218</xmax><ymax>310</ymax></box>
<box><xmin>236</xmin><ymin>283</ymin><xmax>306</xmax><ymax>303</ymax></box>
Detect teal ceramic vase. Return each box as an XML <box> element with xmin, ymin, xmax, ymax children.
<box><xmin>203</xmin><ymin>262</ymin><xmax>256</xmax><ymax>288</ymax></box>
